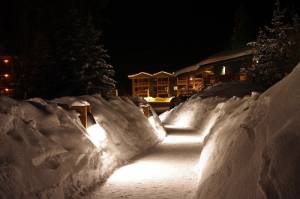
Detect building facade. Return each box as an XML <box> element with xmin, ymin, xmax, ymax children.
<box><xmin>175</xmin><ymin>47</ymin><xmax>255</xmax><ymax>96</ymax></box>
<box><xmin>128</xmin><ymin>48</ymin><xmax>255</xmax><ymax>98</ymax></box>
<box><xmin>128</xmin><ymin>71</ymin><xmax>176</xmax><ymax>97</ymax></box>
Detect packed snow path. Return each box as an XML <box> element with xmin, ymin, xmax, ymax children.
<box><xmin>85</xmin><ymin>127</ymin><xmax>203</xmax><ymax>199</ymax></box>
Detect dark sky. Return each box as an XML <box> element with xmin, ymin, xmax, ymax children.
<box><xmin>1</xmin><ymin>0</ymin><xmax>299</xmax><ymax>94</ymax></box>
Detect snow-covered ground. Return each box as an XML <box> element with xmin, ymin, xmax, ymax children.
<box><xmin>1</xmin><ymin>62</ymin><xmax>299</xmax><ymax>199</ymax></box>
<box><xmin>0</xmin><ymin>95</ymin><xmax>165</xmax><ymax>199</ymax></box>
<box><xmin>161</xmin><ymin>63</ymin><xmax>300</xmax><ymax>199</ymax></box>
<box><xmin>82</xmin><ymin>128</ymin><xmax>203</xmax><ymax>199</ymax></box>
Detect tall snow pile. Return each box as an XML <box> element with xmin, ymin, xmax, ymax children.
<box><xmin>0</xmin><ymin>95</ymin><xmax>165</xmax><ymax>199</ymax></box>
<box><xmin>163</xmin><ymin>63</ymin><xmax>300</xmax><ymax>199</ymax></box>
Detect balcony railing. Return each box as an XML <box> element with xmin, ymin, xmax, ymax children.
<box><xmin>177</xmin><ymin>80</ymin><xmax>188</xmax><ymax>85</ymax></box>
<box><xmin>133</xmin><ymin>82</ymin><xmax>150</xmax><ymax>87</ymax></box>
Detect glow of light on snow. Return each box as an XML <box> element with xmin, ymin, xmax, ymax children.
<box><xmin>168</xmin><ymin>111</ymin><xmax>194</xmax><ymax>129</ymax></box>
<box><xmin>86</xmin><ymin>123</ymin><xmax>107</xmax><ymax>148</ymax></box>
<box><xmin>200</xmin><ymin>111</ymin><xmax>220</xmax><ymax>142</ymax></box>
<box><xmin>194</xmin><ymin>141</ymin><xmax>215</xmax><ymax>180</ymax></box>
<box><xmin>108</xmin><ymin>159</ymin><xmax>173</xmax><ymax>184</ymax></box>
<box><xmin>163</xmin><ymin>134</ymin><xmax>203</xmax><ymax>145</ymax></box>
<box><xmin>108</xmin><ymin>134</ymin><xmax>202</xmax><ymax>186</ymax></box>
<box><xmin>193</xmin><ymin>104</ymin><xmax>224</xmax><ymax>179</ymax></box>
<box><xmin>148</xmin><ymin>116</ymin><xmax>166</xmax><ymax>140</ymax></box>
<box><xmin>158</xmin><ymin>110</ymin><xmax>172</xmax><ymax>123</ymax></box>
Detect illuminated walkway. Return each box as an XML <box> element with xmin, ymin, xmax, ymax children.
<box><xmin>85</xmin><ymin>128</ymin><xmax>203</xmax><ymax>199</ymax></box>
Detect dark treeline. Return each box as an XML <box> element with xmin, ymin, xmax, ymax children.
<box><xmin>0</xmin><ymin>0</ymin><xmax>115</xmax><ymax>99</ymax></box>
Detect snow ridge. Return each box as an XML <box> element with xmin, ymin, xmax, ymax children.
<box><xmin>0</xmin><ymin>95</ymin><xmax>165</xmax><ymax>199</ymax></box>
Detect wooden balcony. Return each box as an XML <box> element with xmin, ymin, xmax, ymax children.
<box><xmin>177</xmin><ymin>79</ymin><xmax>188</xmax><ymax>85</ymax></box>
<box><xmin>133</xmin><ymin>82</ymin><xmax>150</xmax><ymax>87</ymax></box>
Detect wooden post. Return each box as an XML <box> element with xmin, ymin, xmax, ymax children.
<box><xmin>71</xmin><ymin>104</ymin><xmax>91</xmax><ymax>128</ymax></box>
<box><xmin>140</xmin><ymin>104</ymin><xmax>150</xmax><ymax>118</ymax></box>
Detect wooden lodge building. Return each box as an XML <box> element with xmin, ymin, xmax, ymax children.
<box><xmin>129</xmin><ymin>47</ymin><xmax>255</xmax><ymax>98</ymax></box>
<box><xmin>175</xmin><ymin>47</ymin><xmax>255</xmax><ymax>96</ymax></box>
<box><xmin>128</xmin><ymin>71</ymin><xmax>176</xmax><ymax>98</ymax></box>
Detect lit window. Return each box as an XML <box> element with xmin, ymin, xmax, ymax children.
<box><xmin>174</xmin><ymin>86</ymin><xmax>177</xmax><ymax>91</ymax></box>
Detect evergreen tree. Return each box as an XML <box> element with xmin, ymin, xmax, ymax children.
<box><xmin>247</xmin><ymin>0</ymin><xmax>294</xmax><ymax>90</ymax></box>
<box><xmin>54</xmin><ymin>10</ymin><xmax>115</xmax><ymax>96</ymax></box>
<box><xmin>53</xmin><ymin>10</ymin><xmax>83</xmax><ymax>96</ymax></box>
<box><xmin>78</xmin><ymin>17</ymin><xmax>115</xmax><ymax>95</ymax></box>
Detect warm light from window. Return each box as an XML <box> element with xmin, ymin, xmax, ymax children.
<box><xmin>205</xmin><ymin>70</ymin><xmax>214</xmax><ymax>75</ymax></box>
<box><xmin>221</xmin><ymin>66</ymin><xmax>226</xmax><ymax>75</ymax></box>
<box><xmin>3</xmin><ymin>59</ymin><xmax>9</xmax><ymax>64</ymax></box>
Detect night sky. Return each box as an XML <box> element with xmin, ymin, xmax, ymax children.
<box><xmin>1</xmin><ymin>0</ymin><xmax>299</xmax><ymax>94</ymax></box>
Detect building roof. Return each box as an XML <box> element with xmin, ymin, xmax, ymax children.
<box><xmin>175</xmin><ymin>65</ymin><xmax>199</xmax><ymax>76</ymax></box>
<box><xmin>128</xmin><ymin>71</ymin><xmax>174</xmax><ymax>79</ymax></box>
<box><xmin>197</xmin><ymin>47</ymin><xmax>255</xmax><ymax>66</ymax></box>
<box><xmin>175</xmin><ymin>47</ymin><xmax>255</xmax><ymax>76</ymax></box>
<box><xmin>128</xmin><ymin>72</ymin><xmax>152</xmax><ymax>79</ymax></box>
<box><xmin>152</xmin><ymin>71</ymin><xmax>174</xmax><ymax>78</ymax></box>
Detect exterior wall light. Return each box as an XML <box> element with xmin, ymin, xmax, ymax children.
<box><xmin>221</xmin><ymin>66</ymin><xmax>226</xmax><ymax>75</ymax></box>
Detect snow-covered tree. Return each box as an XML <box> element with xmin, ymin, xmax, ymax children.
<box><xmin>248</xmin><ymin>0</ymin><xmax>294</xmax><ymax>90</ymax></box>
<box><xmin>78</xmin><ymin>17</ymin><xmax>116</xmax><ymax>95</ymax></box>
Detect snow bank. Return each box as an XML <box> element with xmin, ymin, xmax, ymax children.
<box><xmin>160</xmin><ymin>97</ymin><xmax>227</xmax><ymax>130</ymax></box>
<box><xmin>197</xmin><ymin>81</ymin><xmax>257</xmax><ymax>98</ymax></box>
<box><xmin>0</xmin><ymin>95</ymin><xmax>165</xmax><ymax>199</ymax></box>
<box><xmin>164</xmin><ymin>63</ymin><xmax>300</xmax><ymax>198</ymax></box>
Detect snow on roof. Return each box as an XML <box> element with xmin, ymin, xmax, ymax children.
<box><xmin>128</xmin><ymin>72</ymin><xmax>152</xmax><ymax>78</ymax></box>
<box><xmin>175</xmin><ymin>65</ymin><xmax>200</xmax><ymax>76</ymax></box>
<box><xmin>175</xmin><ymin>47</ymin><xmax>255</xmax><ymax>76</ymax></box>
<box><xmin>128</xmin><ymin>71</ymin><xmax>174</xmax><ymax>78</ymax></box>
<box><xmin>197</xmin><ymin>47</ymin><xmax>255</xmax><ymax>66</ymax></box>
<box><xmin>152</xmin><ymin>71</ymin><xmax>174</xmax><ymax>77</ymax></box>
<box><xmin>71</xmin><ymin>100</ymin><xmax>90</xmax><ymax>107</ymax></box>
